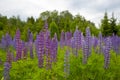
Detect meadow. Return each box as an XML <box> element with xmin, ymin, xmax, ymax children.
<box><xmin>0</xmin><ymin>26</ymin><xmax>120</xmax><ymax>80</ymax></box>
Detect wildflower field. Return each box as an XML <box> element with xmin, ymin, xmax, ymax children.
<box><xmin>0</xmin><ymin>23</ymin><xmax>120</xmax><ymax>80</ymax></box>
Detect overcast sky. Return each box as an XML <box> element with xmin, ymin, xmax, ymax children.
<box><xmin>0</xmin><ymin>0</ymin><xmax>120</xmax><ymax>27</ymax></box>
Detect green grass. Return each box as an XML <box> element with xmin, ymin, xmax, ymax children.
<box><xmin>0</xmin><ymin>47</ymin><xmax>120</xmax><ymax>80</ymax></box>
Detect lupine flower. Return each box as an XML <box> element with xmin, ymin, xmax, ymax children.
<box><xmin>29</xmin><ymin>41</ymin><xmax>34</xmax><ymax>59</ymax></box>
<box><xmin>15</xmin><ymin>29</ymin><xmax>22</xmax><ymax>60</ymax></box>
<box><xmin>5</xmin><ymin>33</ymin><xmax>12</xmax><ymax>49</ymax></box>
<box><xmin>73</xmin><ymin>28</ymin><xmax>81</xmax><ymax>56</ymax></box>
<box><xmin>4</xmin><ymin>62</ymin><xmax>10</xmax><ymax>80</ymax></box>
<box><xmin>29</xmin><ymin>32</ymin><xmax>33</xmax><ymax>42</ymax></box>
<box><xmin>92</xmin><ymin>36</ymin><xmax>98</xmax><ymax>53</ymax></box>
<box><xmin>91</xmin><ymin>36</ymin><xmax>98</xmax><ymax>47</ymax></box>
<box><xmin>111</xmin><ymin>35</ymin><xmax>120</xmax><ymax>54</ymax></box>
<box><xmin>64</xmin><ymin>50</ymin><xmax>70</xmax><ymax>77</ymax></box>
<box><xmin>71</xmin><ymin>37</ymin><xmax>75</xmax><ymax>54</ymax></box>
<box><xmin>60</xmin><ymin>30</ymin><xmax>65</xmax><ymax>48</ymax></box>
<box><xmin>81</xmin><ymin>33</ymin><xmax>88</xmax><ymax>64</ymax></box>
<box><xmin>44</xmin><ymin>30</ymin><xmax>50</xmax><ymax>50</ymax></box>
<box><xmin>98</xmin><ymin>32</ymin><xmax>103</xmax><ymax>54</ymax></box>
<box><xmin>0</xmin><ymin>33</ymin><xmax>12</xmax><ymax>50</ymax></box>
<box><xmin>118</xmin><ymin>37</ymin><xmax>120</xmax><ymax>54</ymax></box>
<box><xmin>65</xmin><ymin>32</ymin><xmax>72</xmax><ymax>46</ymax></box>
<box><xmin>45</xmin><ymin>33</ymin><xmax>52</xmax><ymax>69</ymax></box>
<box><xmin>37</xmin><ymin>31</ymin><xmax>44</xmax><ymax>68</ymax></box>
<box><xmin>6</xmin><ymin>50</ymin><xmax>13</xmax><ymax>64</ymax></box>
<box><xmin>51</xmin><ymin>33</ymin><xmax>58</xmax><ymax>62</ymax></box>
<box><xmin>27</xmin><ymin>32</ymin><xmax>34</xmax><ymax>59</ymax></box>
<box><xmin>1</xmin><ymin>35</ymin><xmax>6</xmax><ymax>49</ymax></box>
<box><xmin>44</xmin><ymin>30</ymin><xmax>52</xmax><ymax>69</ymax></box>
<box><xmin>104</xmin><ymin>37</ymin><xmax>111</xmax><ymax>69</ymax></box>
<box><xmin>85</xmin><ymin>27</ymin><xmax>92</xmax><ymax>56</ymax></box>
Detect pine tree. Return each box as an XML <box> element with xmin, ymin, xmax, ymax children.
<box><xmin>110</xmin><ymin>13</ymin><xmax>117</xmax><ymax>35</ymax></box>
<box><xmin>101</xmin><ymin>12</ymin><xmax>110</xmax><ymax>36</ymax></box>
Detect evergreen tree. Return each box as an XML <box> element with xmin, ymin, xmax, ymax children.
<box><xmin>101</xmin><ymin>12</ymin><xmax>110</xmax><ymax>36</ymax></box>
<box><xmin>117</xmin><ymin>22</ymin><xmax>120</xmax><ymax>36</ymax></box>
<box><xmin>110</xmin><ymin>13</ymin><xmax>117</xmax><ymax>35</ymax></box>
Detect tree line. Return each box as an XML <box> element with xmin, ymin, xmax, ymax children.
<box><xmin>0</xmin><ymin>10</ymin><xmax>120</xmax><ymax>41</ymax></box>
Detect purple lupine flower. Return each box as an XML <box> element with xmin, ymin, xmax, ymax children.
<box><xmin>68</xmin><ymin>31</ymin><xmax>72</xmax><ymax>47</ymax></box>
<box><xmin>81</xmin><ymin>33</ymin><xmax>88</xmax><ymax>64</ymax></box>
<box><xmin>85</xmin><ymin>27</ymin><xmax>92</xmax><ymax>56</ymax></box>
<box><xmin>17</xmin><ymin>40</ymin><xmax>22</xmax><ymax>60</ymax></box>
<box><xmin>37</xmin><ymin>31</ymin><xmax>44</xmax><ymax>68</ymax></box>
<box><xmin>117</xmin><ymin>37</ymin><xmax>120</xmax><ymax>54</ymax></box>
<box><xmin>21</xmin><ymin>41</ymin><xmax>25</xmax><ymax>50</ymax></box>
<box><xmin>51</xmin><ymin>33</ymin><xmax>58</xmax><ymax>62</ymax></box>
<box><xmin>28</xmin><ymin>32</ymin><xmax>34</xmax><ymax>59</ymax></box>
<box><xmin>4</xmin><ymin>62</ymin><xmax>10</xmax><ymax>80</ymax></box>
<box><xmin>71</xmin><ymin>37</ymin><xmax>75</xmax><ymax>54</ymax></box>
<box><xmin>73</xmin><ymin>28</ymin><xmax>81</xmax><ymax>56</ymax></box>
<box><xmin>45</xmin><ymin>33</ymin><xmax>52</xmax><ymax>69</ymax></box>
<box><xmin>44</xmin><ymin>30</ymin><xmax>50</xmax><ymax>50</ymax></box>
<box><xmin>29</xmin><ymin>41</ymin><xmax>34</xmax><ymax>59</ymax></box>
<box><xmin>5</xmin><ymin>33</ymin><xmax>12</xmax><ymax>49</ymax></box>
<box><xmin>1</xmin><ymin>35</ymin><xmax>6</xmax><ymax>50</ymax></box>
<box><xmin>104</xmin><ymin>37</ymin><xmax>111</xmax><ymax>69</ymax></box>
<box><xmin>92</xmin><ymin>36</ymin><xmax>97</xmax><ymax>48</ymax></box>
<box><xmin>60</xmin><ymin>30</ymin><xmax>65</xmax><ymax>48</ymax></box>
<box><xmin>65</xmin><ymin>32</ymin><xmax>72</xmax><ymax>46</ymax></box>
<box><xmin>29</xmin><ymin>32</ymin><xmax>33</xmax><ymax>42</ymax></box>
<box><xmin>6</xmin><ymin>50</ymin><xmax>13</xmax><ymax>64</ymax></box>
<box><xmin>98</xmin><ymin>32</ymin><xmax>103</xmax><ymax>54</ymax></box>
<box><xmin>92</xmin><ymin>37</ymin><xmax>99</xmax><ymax>53</ymax></box>
<box><xmin>15</xmin><ymin>29</ymin><xmax>22</xmax><ymax>60</ymax></box>
<box><xmin>111</xmin><ymin>35</ymin><xmax>120</xmax><ymax>54</ymax></box>
<box><xmin>64</xmin><ymin>50</ymin><xmax>70</xmax><ymax>77</ymax></box>
<box><xmin>0</xmin><ymin>33</ymin><xmax>12</xmax><ymax>50</ymax></box>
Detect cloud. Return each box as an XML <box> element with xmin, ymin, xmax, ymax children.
<box><xmin>68</xmin><ymin>0</ymin><xmax>120</xmax><ymax>27</ymax></box>
<box><xmin>0</xmin><ymin>0</ymin><xmax>120</xmax><ymax>27</ymax></box>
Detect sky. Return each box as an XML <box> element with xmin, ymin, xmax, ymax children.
<box><xmin>0</xmin><ymin>0</ymin><xmax>120</xmax><ymax>27</ymax></box>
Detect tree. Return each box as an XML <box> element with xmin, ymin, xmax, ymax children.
<box><xmin>49</xmin><ymin>21</ymin><xmax>59</xmax><ymax>40</ymax></box>
<box><xmin>116</xmin><ymin>22</ymin><xmax>120</xmax><ymax>36</ymax></box>
<box><xmin>101</xmin><ymin>12</ymin><xmax>111</xmax><ymax>36</ymax></box>
<box><xmin>60</xmin><ymin>10</ymin><xmax>73</xmax><ymax>32</ymax></box>
<box><xmin>110</xmin><ymin>13</ymin><xmax>117</xmax><ymax>35</ymax></box>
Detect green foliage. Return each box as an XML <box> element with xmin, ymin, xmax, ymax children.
<box><xmin>1</xmin><ymin>47</ymin><xmax>120</xmax><ymax>80</ymax></box>
<box><xmin>0</xmin><ymin>49</ymin><xmax>7</xmax><ymax>78</ymax></box>
<box><xmin>50</xmin><ymin>21</ymin><xmax>60</xmax><ymax>40</ymax></box>
<box><xmin>117</xmin><ymin>23</ymin><xmax>120</xmax><ymax>36</ymax></box>
<box><xmin>0</xmin><ymin>10</ymin><xmax>100</xmax><ymax>40</ymax></box>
